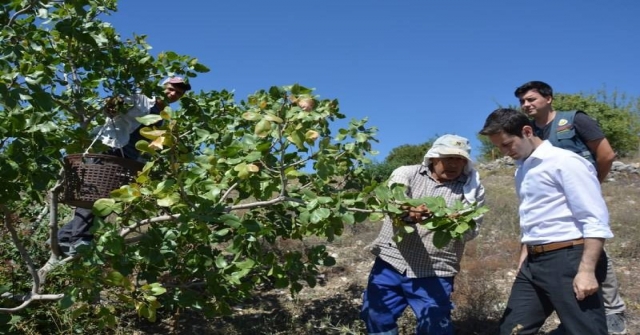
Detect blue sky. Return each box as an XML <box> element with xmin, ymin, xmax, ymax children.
<box><xmin>106</xmin><ymin>1</ymin><xmax>639</xmax><ymax>161</ymax></box>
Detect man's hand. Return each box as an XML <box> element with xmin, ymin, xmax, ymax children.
<box><xmin>404</xmin><ymin>204</ymin><xmax>432</xmax><ymax>224</ymax></box>
<box><xmin>573</xmin><ymin>271</ymin><xmax>599</xmax><ymax>301</ymax></box>
<box><xmin>103</xmin><ymin>96</ymin><xmax>123</xmax><ymax>118</ymax></box>
<box><xmin>573</xmin><ymin>238</ymin><xmax>605</xmax><ymax>301</ymax></box>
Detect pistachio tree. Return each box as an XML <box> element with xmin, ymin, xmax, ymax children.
<box><xmin>0</xmin><ymin>0</ymin><xmax>485</xmax><ymax>330</ymax></box>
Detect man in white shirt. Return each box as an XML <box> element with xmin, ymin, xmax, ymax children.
<box><xmin>514</xmin><ymin>80</ymin><xmax>626</xmax><ymax>335</ymax></box>
<box><xmin>56</xmin><ymin>77</ymin><xmax>191</xmax><ymax>257</ymax></box>
<box><xmin>99</xmin><ymin>77</ymin><xmax>191</xmax><ymax>161</ymax></box>
<box><xmin>479</xmin><ymin>108</ymin><xmax>612</xmax><ymax>335</ymax></box>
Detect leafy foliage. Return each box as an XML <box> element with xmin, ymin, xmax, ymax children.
<box><xmin>0</xmin><ymin>0</ymin><xmax>486</xmax><ymax>332</ymax></box>
<box><xmin>384</xmin><ymin>184</ymin><xmax>488</xmax><ymax>248</ymax></box>
<box><xmin>475</xmin><ymin>135</ymin><xmax>500</xmax><ymax>163</ymax></box>
<box><xmin>554</xmin><ymin>91</ymin><xmax>640</xmax><ymax>157</ymax></box>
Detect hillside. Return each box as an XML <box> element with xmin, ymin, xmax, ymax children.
<box><xmin>123</xmin><ymin>162</ymin><xmax>640</xmax><ymax>334</ymax></box>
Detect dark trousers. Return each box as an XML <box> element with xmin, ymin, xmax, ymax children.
<box><xmin>57</xmin><ymin>207</ymin><xmax>95</xmax><ymax>243</ymax></box>
<box><xmin>58</xmin><ymin>146</ymin><xmax>140</xmax><ymax>244</ymax></box>
<box><xmin>499</xmin><ymin>245</ymin><xmax>608</xmax><ymax>335</ymax></box>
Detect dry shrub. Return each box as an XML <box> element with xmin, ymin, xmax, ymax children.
<box><xmin>452</xmin><ymin>238</ymin><xmax>520</xmax><ymax>334</ymax></box>
<box><xmin>602</xmin><ymin>175</ymin><xmax>640</xmax><ymax>258</ymax></box>
<box><xmin>479</xmin><ymin>172</ymin><xmax>520</xmax><ymax>238</ymax></box>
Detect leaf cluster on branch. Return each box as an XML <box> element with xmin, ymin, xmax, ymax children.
<box><xmin>0</xmin><ymin>0</ymin><xmax>488</xmax><ymax>331</ymax></box>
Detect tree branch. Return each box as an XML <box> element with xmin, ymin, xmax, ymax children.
<box><xmin>217</xmin><ymin>182</ymin><xmax>238</xmax><ymax>206</ymax></box>
<box><xmin>7</xmin><ymin>3</ymin><xmax>34</xmax><ymax>27</ymax></box>
<box><xmin>119</xmin><ymin>214</ymin><xmax>182</xmax><ymax>238</ymax></box>
<box><xmin>121</xmin><ymin>195</ymin><xmax>308</xmax><ymax>238</ymax></box>
<box><xmin>0</xmin><ymin>293</ymin><xmax>65</xmax><ymax>313</ymax></box>
<box><xmin>1</xmin><ymin>205</ymin><xmax>41</xmax><ymax>294</ymax></box>
<box><xmin>282</xmin><ymin>156</ymin><xmax>313</xmax><ymax>170</ymax></box>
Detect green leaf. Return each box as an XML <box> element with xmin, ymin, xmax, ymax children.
<box><xmin>321</xmin><ymin>256</ymin><xmax>336</xmax><ymax>266</ymax></box>
<box><xmin>8</xmin><ymin>315</ymin><xmax>24</xmax><ymax>325</ymax></box>
<box><xmin>136</xmin><ymin>114</ymin><xmax>163</xmax><ymax>125</ymax></box>
<box><xmin>242</xmin><ymin>112</ymin><xmax>261</xmax><ymax>121</ymax></box>
<box><xmin>140</xmin><ymin>127</ymin><xmax>166</xmax><ymax>140</ymax></box>
<box><xmin>310</xmin><ymin>208</ymin><xmax>331</xmax><ymax>224</ymax></box>
<box><xmin>235</xmin><ymin>259</ymin><xmax>255</xmax><ymax>270</ymax></box>
<box><xmin>220</xmin><ymin>214</ymin><xmax>242</xmax><ymax>228</ymax></box>
<box><xmin>59</xmin><ymin>295</ymin><xmax>74</xmax><ymax>309</ymax></box>
<box><xmin>157</xmin><ymin>192</ymin><xmax>181</xmax><ymax>207</ymax></box>
<box><xmin>254</xmin><ymin>119</ymin><xmax>272</xmax><ymax>138</ymax></box>
<box><xmin>149</xmin><ymin>283</ymin><xmax>167</xmax><ymax>296</ymax></box>
<box><xmin>111</xmin><ymin>184</ymin><xmax>142</xmax><ymax>201</ymax></box>
<box><xmin>454</xmin><ymin>222</ymin><xmax>470</xmax><ymax>234</ymax></box>
<box><xmin>104</xmin><ymin>271</ymin><xmax>125</xmax><ymax>286</ymax></box>
<box><xmin>355</xmin><ymin>132</ymin><xmax>368</xmax><ymax>143</ymax></box>
<box><xmin>244</xmin><ymin>151</ymin><xmax>262</xmax><ymax>162</ymax></box>
<box><xmin>402</xmin><ymin>225</ymin><xmax>415</xmax><ymax>234</ymax></box>
<box><xmin>135</xmin><ymin>140</ymin><xmax>157</xmax><ymax>155</ymax></box>
<box><xmin>25</xmin><ymin>76</ymin><xmax>42</xmax><ymax>85</ymax></box>
<box><xmin>341</xmin><ymin>213</ymin><xmax>355</xmax><ymax>225</ymax></box>
<box><xmin>242</xmin><ymin>221</ymin><xmax>261</xmax><ymax>232</ymax></box>
<box><xmin>263</xmin><ymin>114</ymin><xmax>283</xmax><ymax>123</ymax></box>
<box><xmin>287</xmin><ymin>130</ymin><xmax>305</xmax><ymax>150</ymax></box>
<box><xmin>215</xmin><ymin>256</ymin><xmax>228</xmax><ymax>268</ymax></box>
<box><xmin>368</xmin><ymin>212</ymin><xmax>385</xmax><ymax>222</ymax></box>
<box><xmin>432</xmin><ymin>230</ymin><xmax>452</xmax><ymax>249</ymax></box>
<box><xmin>153</xmin><ymin>179</ymin><xmax>176</xmax><ymax>195</ymax></box>
<box><xmin>215</xmin><ymin>228</ymin><xmax>230</xmax><ymax>236</ymax></box>
<box><xmin>164</xmin><ymin>51</ymin><xmax>179</xmax><ymax>60</ymax></box>
<box><xmin>93</xmin><ymin>198</ymin><xmax>117</xmax><ymax>216</ymax></box>
<box><xmin>234</xmin><ymin>162</ymin><xmax>250</xmax><ymax>179</ymax></box>
<box><xmin>290</xmin><ymin>84</ymin><xmax>313</xmax><ymax>95</ymax></box>
<box><xmin>193</xmin><ymin>63</ymin><xmax>210</xmax><ymax>73</ymax></box>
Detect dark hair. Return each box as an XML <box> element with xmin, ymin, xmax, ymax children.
<box><xmin>514</xmin><ymin>81</ymin><xmax>553</xmax><ymax>98</ymax></box>
<box><xmin>479</xmin><ymin>108</ymin><xmax>532</xmax><ymax>138</ymax></box>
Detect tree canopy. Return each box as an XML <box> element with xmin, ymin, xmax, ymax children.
<box><xmin>0</xmin><ymin>0</ymin><xmax>484</xmax><ymax>331</ymax></box>
<box><xmin>366</xmin><ymin>139</ymin><xmax>436</xmax><ymax>181</ymax></box>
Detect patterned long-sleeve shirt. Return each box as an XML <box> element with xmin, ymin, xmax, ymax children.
<box><xmin>370</xmin><ymin>164</ymin><xmax>485</xmax><ymax>278</ymax></box>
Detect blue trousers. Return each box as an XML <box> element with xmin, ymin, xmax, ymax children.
<box><xmin>361</xmin><ymin>258</ymin><xmax>454</xmax><ymax>335</ymax></box>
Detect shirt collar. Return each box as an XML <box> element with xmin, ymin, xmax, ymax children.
<box><xmin>518</xmin><ymin>140</ymin><xmax>553</xmax><ymax>166</ymax></box>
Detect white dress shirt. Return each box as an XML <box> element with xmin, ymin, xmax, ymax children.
<box><xmin>515</xmin><ymin>140</ymin><xmax>613</xmax><ymax>245</ymax></box>
<box><xmin>98</xmin><ymin>94</ymin><xmax>156</xmax><ymax>148</ymax></box>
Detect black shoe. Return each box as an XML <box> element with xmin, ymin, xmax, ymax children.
<box><xmin>607</xmin><ymin>313</ymin><xmax>628</xmax><ymax>335</ymax></box>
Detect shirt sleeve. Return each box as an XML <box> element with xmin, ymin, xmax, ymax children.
<box><xmin>387</xmin><ymin>166</ymin><xmax>413</xmax><ymax>188</ymax></box>
<box><xmin>463</xmin><ymin>183</ymin><xmax>485</xmax><ymax>241</ymax></box>
<box><xmin>123</xmin><ymin>94</ymin><xmax>155</xmax><ymax>118</ymax></box>
<box><xmin>574</xmin><ymin>111</ymin><xmax>605</xmax><ymax>142</ymax></box>
<box><xmin>557</xmin><ymin>155</ymin><xmax>613</xmax><ymax>239</ymax></box>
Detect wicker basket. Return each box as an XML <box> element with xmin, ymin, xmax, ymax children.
<box><xmin>62</xmin><ymin>153</ymin><xmax>145</xmax><ymax>208</ymax></box>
